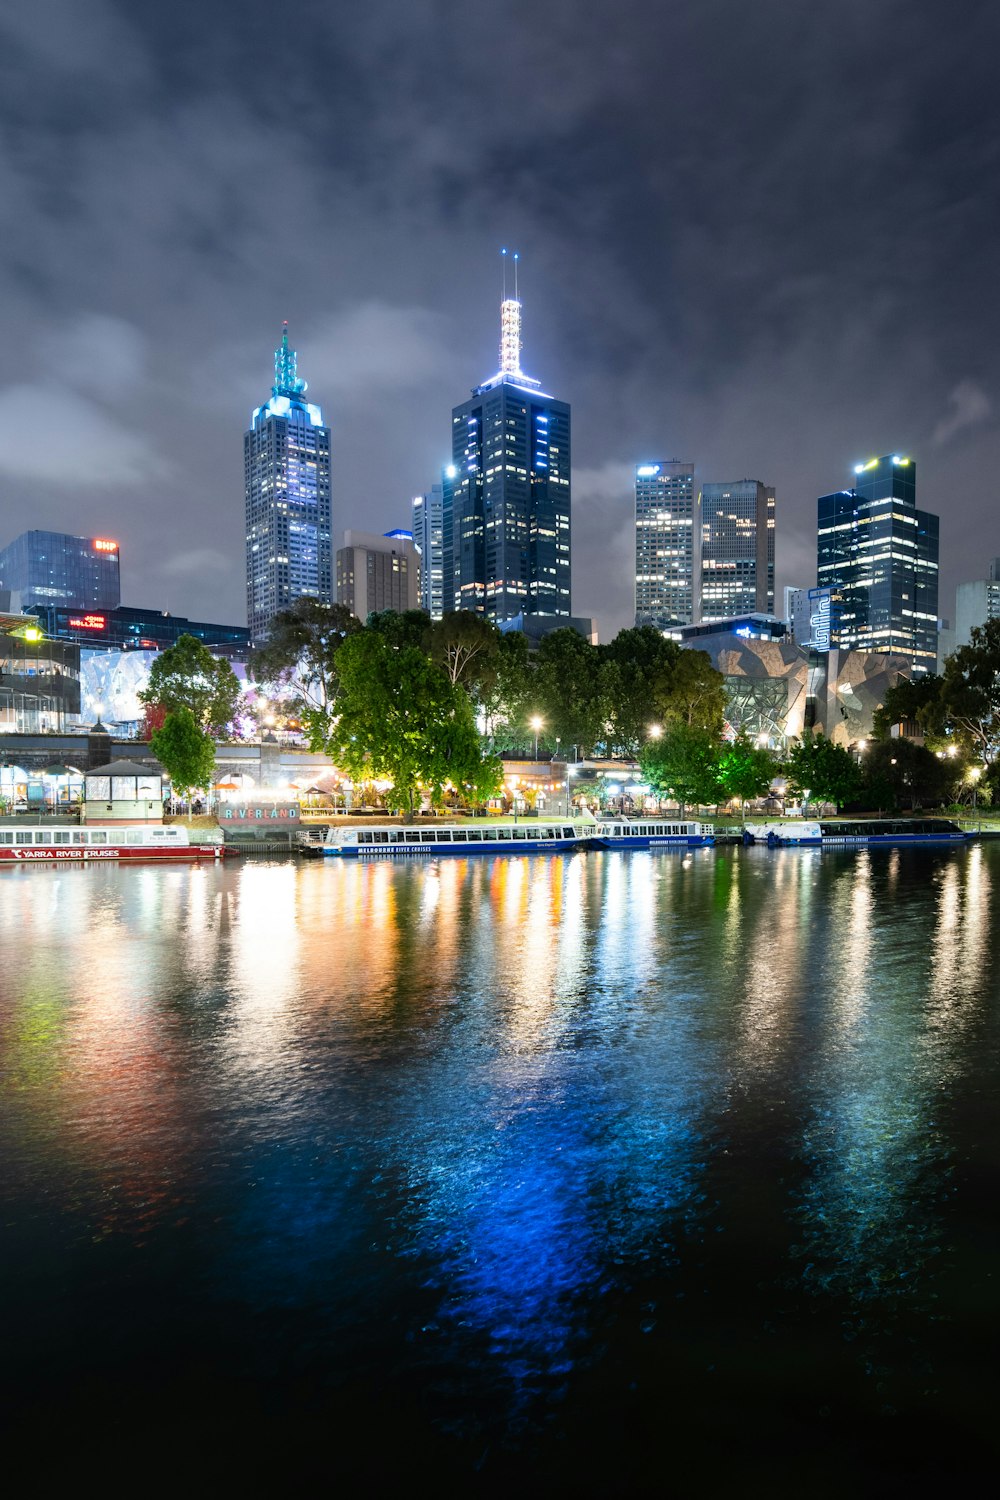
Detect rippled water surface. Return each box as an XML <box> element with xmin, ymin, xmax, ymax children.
<box><xmin>2</xmin><ymin>846</ymin><xmax>999</xmax><ymax>1490</ymax></box>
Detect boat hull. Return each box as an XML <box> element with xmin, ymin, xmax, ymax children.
<box><xmin>591</xmin><ymin>834</ymin><xmax>714</xmax><ymax>850</ymax></box>
<box><xmin>0</xmin><ymin>846</ymin><xmax>223</xmax><ymax>864</ymax></box>
<box><xmin>323</xmin><ymin>837</ymin><xmax>582</xmax><ymax>858</ymax></box>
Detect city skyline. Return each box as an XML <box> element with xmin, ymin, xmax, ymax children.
<box><xmin>2</xmin><ymin>3</ymin><xmax>999</xmax><ymax>641</ymax></box>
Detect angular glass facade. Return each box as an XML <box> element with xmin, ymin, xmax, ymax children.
<box><xmin>634</xmin><ymin>461</ymin><xmax>697</xmax><ymax>628</ymax></box>
<box><xmin>245</xmin><ymin>326</ymin><xmax>332</xmax><ymax>643</ymax></box>
<box><xmin>817</xmin><ymin>456</ymin><xmax>939</xmax><ymax>673</ymax></box>
<box><xmin>700</xmin><ymin>480</ymin><xmax>775</xmax><ymax>621</ymax></box>
<box><xmin>450</xmin><ymin>295</ymin><xmax>570</xmax><ymax>622</ymax></box>
<box><xmin>0</xmin><ymin>530</ymin><xmax>121</xmax><ymax>611</ymax></box>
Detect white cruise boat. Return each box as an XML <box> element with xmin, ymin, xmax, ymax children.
<box><xmin>0</xmin><ymin>823</ymin><xmax>224</xmax><ymax>864</ymax></box>
<box><xmin>308</xmin><ymin>821</ymin><xmax>591</xmax><ymax>859</ymax></box>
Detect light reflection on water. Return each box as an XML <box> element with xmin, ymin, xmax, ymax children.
<box><xmin>1</xmin><ymin>843</ymin><xmax>998</xmax><ymax>1471</ymax></box>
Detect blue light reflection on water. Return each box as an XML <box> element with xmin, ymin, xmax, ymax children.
<box><xmin>1</xmin><ymin>842</ymin><xmax>998</xmax><ymax>1475</ymax></box>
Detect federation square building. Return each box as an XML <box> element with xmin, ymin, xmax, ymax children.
<box><xmin>450</xmin><ymin>282</ymin><xmax>570</xmax><ymax>621</ymax></box>
<box><xmin>245</xmin><ymin>325</ymin><xmax>332</xmax><ymax>643</ymax></box>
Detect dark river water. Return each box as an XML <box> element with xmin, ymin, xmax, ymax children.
<box><xmin>2</xmin><ymin>845</ymin><xmax>998</xmax><ymax>1492</ymax></box>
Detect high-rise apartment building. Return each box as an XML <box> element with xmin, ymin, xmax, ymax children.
<box><xmin>412</xmin><ymin>480</ymin><xmax>445</xmax><ymax>619</ymax></box>
<box><xmin>450</xmin><ymin>276</ymin><xmax>570</xmax><ymax>621</ymax></box>
<box><xmin>954</xmin><ymin>558</ymin><xmax>1000</xmax><ymax>648</ymax></box>
<box><xmin>0</xmin><ymin>530</ymin><xmax>121</xmax><ymax>612</ymax></box>
<box><xmin>700</xmin><ymin>480</ymin><xmax>775</xmax><ymax>621</ymax></box>
<box><xmin>817</xmin><ymin>455</ymin><xmax>939</xmax><ymax>673</ymax></box>
<box><xmin>245</xmin><ymin>324</ymin><xmax>332</xmax><ymax>643</ymax></box>
<box><xmin>634</xmin><ymin>462</ymin><xmax>698</xmax><ymax>628</ymax></box>
<box><xmin>336</xmin><ymin>529</ymin><xmax>419</xmax><ymax>622</ymax></box>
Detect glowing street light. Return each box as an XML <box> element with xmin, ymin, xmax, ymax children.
<box><xmin>648</xmin><ymin>723</ymin><xmax>663</xmax><ymax>740</ymax></box>
<box><xmin>530</xmin><ymin>714</ymin><xmax>543</xmax><ymax>759</ymax></box>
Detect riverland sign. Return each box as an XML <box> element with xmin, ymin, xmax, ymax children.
<box><xmin>219</xmin><ymin>803</ymin><xmax>300</xmax><ymax>825</ymax></box>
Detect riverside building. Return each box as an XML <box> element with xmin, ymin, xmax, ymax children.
<box><xmin>700</xmin><ymin>480</ymin><xmax>775</xmax><ymax>621</ymax></box>
<box><xmin>245</xmin><ymin>324</ymin><xmax>332</xmax><ymax>643</ymax></box>
<box><xmin>449</xmin><ymin>261</ymin><xmax>571</xmax><ymax>621</ymax></box>
<box><xmin>817</xmin><ymin>455</ymin><xmax>939</xmax><ymax>673</ymax></box>
<box><xmin>634</xmin><ymin>461</ymin><xmax>698</xmax><ymax>628</ymax></box>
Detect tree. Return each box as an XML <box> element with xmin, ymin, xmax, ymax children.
<box><xmin>150</xmin><ymin>708</ymin><xmax>217</xmax><ymax>811</ymax></box>
<box><xmin>655</xmin><ymin>648</ymin><xmax>727</xmax><ymax>734</ymax></box>
<box><xmin>250</xmin><ymin>600</ymin><xmax>360</xmax><ymax>748</ymax></box>
<box><xmin>939</xmin><ymin>619</ymin><xmax>1000</xmax><ymax>764</ymax></box>
<box><xmin>785</xmin><ymin>733</ymin><xmax>862</xmax><ymax>811</ymax></box>
<box><xmin>533</xmin><ymin>629</ymin><xmax>611</xmax><ymax>758</ymax></box>
<box><xmin>600</xmin><ymin>626</ymin><xmax>682</xmax><ymax>757</ymax></box>
<box><xmin>329</xmin><ymin>631</ymin><xmax>501</xmax><ymax>815</ymax></box>
<box><xmin>478</xmin><ymin>629</ymin><xmax>533</xmax><ymax>750</ymax></box>
<box><xmin>717</xmin><ymin>735</ymin><xmax>777</xmax><ymax>807</ymax></box>
<box><xmin>872</xmin><ymin>673</ymin><xmax>947</xmax><ymax>742</ymax></box>
<box><xmin>426</xmin><ymin>611</ymin><xmax>502</xmax><ymax>696</ymax></box>
<box><xmin>638</xmin><ymin>723</ymin><xmax>722</xmax><ymax>813</ymax></box>
<box><xmin>139</xmin><ymin>633</ymin><xmax>243</xmax><ymax>736</ymax></box>
<box><xmin>860</xmin><ymin>739</ymin><xmax>956</xmax><ymax>811</ymax></box>
<box><xmin>365</xmin><ymin>608</ymin><xmax>432</xmax><ymax>650</ymax></box>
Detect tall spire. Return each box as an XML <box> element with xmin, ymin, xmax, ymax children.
<box><xmin>273</xmin><ymin>321</ymin><xmax>308</xmax><ymax>399</ymax></box>
<box><xmin>499</xmin><ymin>249</ymin><xmax>523</xmax><ymax>378</ymax></box>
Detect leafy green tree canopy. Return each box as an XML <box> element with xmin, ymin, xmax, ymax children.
<box><xmin>365</xmin><ymin>608</ymin><xmax>432</xmax><ymax>650</ymax></box>
<box><xmin>653</xmin><ymin>647</ymin><xmax>727</xmax><ymax>735</ymax></box>
<box><xmin>139</xmin><ymin>633</ymin><xmax>243</xmax><ymax>736</ymax></box>
<box><xmin>861</xmin><ymin>737</ymin><xmax>957</xmax><ymax>811</ymax></box>
<box><xmin>250</xmin><ymin>600</ymin><xmax>359</xmax><ymax>743</ymax></box>
<box><xmin>872</xmin><ymin>673</ymin><xmax>947</xmax><ymax>742</ymax></box>
<box><xmin>426</xmin><ymin>611</ymin><xmax>502</xmax><ymax>696</ymax></box>
<box><xmin>717</xmin><ymin>735</ymin><xmax>777</xmax><ymax>806</ymax></box>
<box><xmin>940</xmin><ymin>618</ymin><xmax>1000</xmax><ymax>764</ymax></box>
<box><xmin>785</xmin><ymin>732</ymin><xmax>862</xmax><ymax>811</ymax></box>
<box><xmin>533</xmin><ymin>629</ymin><xmax>611</xmax><ymax>758</ymax></box>
<box><xmin>330</xmin><ymin>631</ymin><xmax>501</xmax><ymax>814</ymax></box>
<box><xmin>638</xmin><ymin>723</ymin><xmax>722</xmax><ymax>812</ymax></box>
<box><xmin>150</xmin><ymin>708</ymin><xmax>217</xmax><ymax>804</ymax></box>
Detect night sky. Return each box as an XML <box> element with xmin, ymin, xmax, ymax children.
<box><xmin>2</xmin><ymin>0</ymin><xmax>998</xmax><ymax>641</ymax></box>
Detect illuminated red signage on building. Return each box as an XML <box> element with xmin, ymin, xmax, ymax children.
<box><xmin>93</xmin><ymin>539</ymin><xmax>118</xmax><ymax>553</ymax></box>
<box><xmin>68</xmin><ymin>614</ymin><xmax>107</xmax><ymax>631</ymax></box>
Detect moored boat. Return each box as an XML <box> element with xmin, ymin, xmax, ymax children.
<box><xmin>589</xmin><ymin>818</ymin><xmax>715</xmax><ymax>850</ymax></box>
<box><xmin>309</xmin><ymin>821</ymin><xmax>590</xmax><ymax>858</ymax></box>
<box><xmin>743</xmin><ymin>818</ymin><xmax>971</xmax><ymax>848</ymax></box>
<box><xmin>0</xmin><ymin>824</ymin><xmax>224</xmax><ymax>863</ymax></box>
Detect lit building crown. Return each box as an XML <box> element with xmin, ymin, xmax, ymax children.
<box><xmin>251</xmin><ymin>322</ymin><xmax>324</xmax><ymax>428</ymax></box>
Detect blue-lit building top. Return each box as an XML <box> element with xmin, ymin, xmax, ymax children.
<box><xmin>245</xmin><ymin>325</ymin><xmax>332</xmax><ymax>642</ymax></box>
<box><xmin>0</xmin><ymin>530</ymin><xmax>121</xmax><ymax>612</ymax></box>
<box><xmin>817</xmin><ymin>455</ymin><xmax>939</xmax><ymax>673</ymax></box>
<box><xmin>450</xmin><ymin>279</ymin><xmax>570</xmax><ymax>622</ymax></box>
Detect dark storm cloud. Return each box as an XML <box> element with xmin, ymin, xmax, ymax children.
<box><xmin>1</xmin><ymin>0</ymin><xmax>999</xmax><ymax>635</ymax></box>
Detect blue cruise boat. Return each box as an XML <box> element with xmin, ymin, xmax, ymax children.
<box><xmin>743</xmin><ymin>818</ymin><xmax>971</xmax><ymax>848</ymax></box>
<box><xmin>589</xmin><ymin>819</ymin><xmax>715</xmax><ymax>850</ymax></box>
<box><xmin>308</xmin><ymin>822</ymin><xmax>591</xmax><ymax>858</ymax></box>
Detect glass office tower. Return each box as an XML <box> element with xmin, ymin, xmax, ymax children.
<box><xmin>245</xmin><ymin>324</ymin><xmax>332</xmax><ymax>643</ymax></box>
<box><xmin>450</xmin><ymin>287</ymin><xmax>570</xmax><ymax>621</ymax></box>
<box><xmin>700</xmin><ymin>480</ymin><xmax>775</xmax><ymax>621</ymax></box>
<box><xmin>412</xmin><ymin>480</ymin><xmax>445</xmax><ymax>619</ymax></box>
<box><xmin>0</xmin><ymin>530</ymin><xmax>121</xmax><ymax>611</ymax></box>
<box><xmin>817</xmin><ymin>455</ymin><xmax>939</xmax><ymax>673</ymax></box>
<box><xmin>634</xmin><ymin>461</ymin><xmax>698</xmax><ymax>628</ymax></box>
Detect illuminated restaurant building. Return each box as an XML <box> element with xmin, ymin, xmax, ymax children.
<box><xmin>0</xmin><ymin>610</ymin><xmax>80</xmax><ymax>732</ymax></box>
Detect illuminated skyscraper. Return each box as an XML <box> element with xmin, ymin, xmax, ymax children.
<box><xmin>450</xmin><ymin>262</ymin><xmax>570</xmax><ymax>620</ymax></box>
<box><xmin>412</xmin><ymin>478</ymin><xmax>445</xmax><ymax>619</ymax></box>
<box><xmin>817</xmin><ymin>455</ymin><xmax>939</xmax><ymax>672</ymax></box>
<box><xmin>634</xmin><ymin>462</ymin><xmax>698</xmax><ymax>628</ymax></box>
<box><xmin>700</xmin><ymin>480</ymin><xmax>775</xmax><ymax>621</ymax></box>
<box><xmin>245</xmin><ymin>325</ymin><xmax>332</xmax><ymax>642</ymax></box>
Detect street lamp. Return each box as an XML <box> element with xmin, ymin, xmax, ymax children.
<box><xmin>648</xmin><ymin>723</ymin><xmax>663</xmax><ymax>740</ymax></box>
<box><xmin>530</xmin><ymin>714</ymin><xmax>543</xmax><ymax>760</ymax></box>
